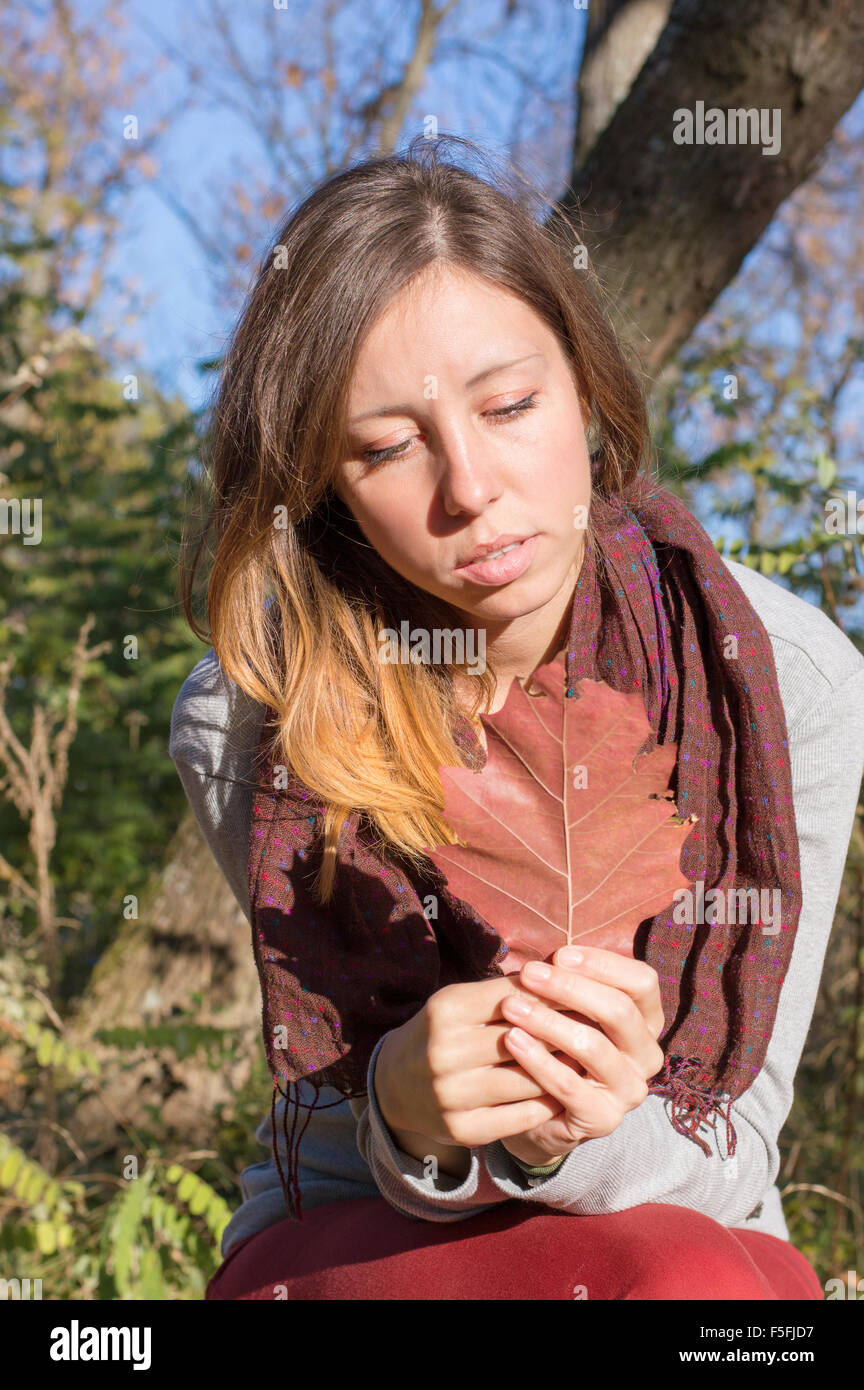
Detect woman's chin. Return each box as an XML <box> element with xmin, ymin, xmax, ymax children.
<box><xmin>449</xmin><ymin>568</ymin><xmax>571</xmax><ymax>622</ymax></box>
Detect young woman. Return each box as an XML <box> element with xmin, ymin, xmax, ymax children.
<box><xmin>171</xmin><ymin>137</ymin><xmax>864</xmax><ymax>1300</ymax></box>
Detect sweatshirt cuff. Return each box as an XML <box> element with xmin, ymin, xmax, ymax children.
<box><xmin>483</xmin><ymin>1139</ymin><xmax>586</xmax><ymax>1198</ymax></box>
<box><xmin>482</xmin><ymin>1095</ymin><xmax>725</xmax><ymax>1209</ymax></box>
<box><xmin>358</xmin><ymin>1031</ymin><xmax>509</xmax><ymax>1215</ymax></box>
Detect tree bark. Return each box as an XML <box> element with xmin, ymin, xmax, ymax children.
<box><xmin>575</xmin><ymin>0</ymin><xmax>672</xmax><ymax>164</ymax></box>
<box><xmin>67</xmin><ymin>811</ymin><xmax>260</xmax><ymax>1149</ymax></box>
<box><xmin>562</xmin><ymin>0</ymin><xmax>864</xmax><ymax>370</ymax></box>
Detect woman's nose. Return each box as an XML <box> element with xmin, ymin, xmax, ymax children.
<box><xmin>436</xmin><ymin>426</ymin><xmax>502</xmax><ymax>516</ymax></box>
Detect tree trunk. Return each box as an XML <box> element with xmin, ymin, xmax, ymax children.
<box><xmin>563</xmin><ymin>0</ymin><xmax>864</xmax><ymax>370</ymax></box>
<box><xmin>575</xmin><ymin>0</ymin><xmax>672</xmax><ymax>165</ymax></box>
<box><xmin>67</xmin><ymin>810</ymin><xmax>261</xmax><ymax>1150</ymax></box>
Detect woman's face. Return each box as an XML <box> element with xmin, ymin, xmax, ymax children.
<box><xmin>335</xmin><ymin>262</ymin><xmax>592</xmax><ymax>637</ymax></box>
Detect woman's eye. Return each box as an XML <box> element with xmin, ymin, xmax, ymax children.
<box><xmin>360</xmin><ymin>392</ymin><xmax>538</xmax><ymax>467</ymax></box>
<box><xmin>361</xmin><ymin>436</ymin><xmax>415</xmax><ymax>466</ymax></box>
<box><xmin>487</xmin><ymin>392</ymin><xmax>538</xmax><ymax>422</ymax></box>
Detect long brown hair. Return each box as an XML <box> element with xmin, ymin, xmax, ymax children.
<box><xmin>179</xmin><ymin>134</ymin><xmax>653</xmax><ymax>901</ymax></box>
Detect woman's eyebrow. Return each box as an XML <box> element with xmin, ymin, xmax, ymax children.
<box><xmin>349</xmin><ymin>352</ymin><xmax>545</xmax><ymax>424</ymax></box>
<box><xmin>464</xmin><ymin>350</ymin><xmax>544</xmax><ymax>388</ymax></box>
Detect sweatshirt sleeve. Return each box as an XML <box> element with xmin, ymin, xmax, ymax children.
<box><xmin>353</xmin><ymin>664</ymin><xmax>864</xmax><ymax>1225</ymax></box>
<box><xmin>168</xmin><ymin>648</ymin><xmax>263</xmax><ymax>925</ymax></box>
<box><xmin>351</xmin><ymin>1033</ymin><xmax>514</xmax><ymax>1222</ymax></box>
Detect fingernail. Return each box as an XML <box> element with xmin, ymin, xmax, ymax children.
<box><xmin>507</xmin><ymin>1027</ymin><xmax>532</xmax><ymax>1048</ymax></box>
<box><xmin>503</xmin><ymin>996</ymin><xmax>532</xmax><ymax>1016</ymax></box>
<box><xmin>558</xmin><ymin>948</ymin><xmax>583</xmax><ymax>966</ymax></box>
<box><xmin>523</xmin><ymin>961</ymin><xmax>551</xmax><ymax>981</ymax></box>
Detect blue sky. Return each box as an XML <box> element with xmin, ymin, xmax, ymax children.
<box><xmin>74</xmin><ymin>0</ymin><xmax>586</xmax><ymax>414</ymax></box>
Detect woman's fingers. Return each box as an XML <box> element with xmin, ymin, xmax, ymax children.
<box><xmin>422</xmin><ymin>958</ymin><xmax>665</xmax><ymax>1084</ymax></box>
<box><xmin>549</xmin><ymin>946</ymin><xmax>665</xmax><ymax>1038</ymax></box>
<box><xmin>500</xmin><ymin>1027</ymin><xmax>647</xmax><ymax>1144</ymax></box>
<box><xmin>432</xmin><ymin>1057</ymin><xmax>551</xmax><ymax>1111</ymax></box>
<box><xmin>501</xmin><ymin>1030</ymin><xmax>610</xmax><ymax>1128</ymax></box>
<box><xmin>442</xmin><ymin>1093</ymin><xmax>565</xmax><ymax>1148</ymax></box>
<box><xmin>444</xmin><ymin>1022</ymin><xmax>648</xmax><ymax>1151</ymax></box>
<box><xmin>501</xmin><ymin>1002</ymin><xmax>652</xmax><ymax>1106</ymax></box>
<box><xmin>509</xmin><ymin>960</ymin><xmax>665</xmax><ymax>1080</ymax></box>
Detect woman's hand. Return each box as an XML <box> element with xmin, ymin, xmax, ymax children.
<box><xmin>373</xmin><ymin>945</ymin><xmax>664</xmax><ymax>1169</ymax></box>
<box><xmin>374</xmin><ymin>972</ymin><xmax>561</xmax><ymax>1155</ymax></box>
<box><xmin>498</xmin><ymin>945</ymin><xmax>666</xmax><ymax>1168</ymax></box>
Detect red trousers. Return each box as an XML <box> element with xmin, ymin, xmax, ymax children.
<box><xmin>205</xmin><ymin>1196</ymin><xmax>824</xmax><ymax>1301</ymax></box>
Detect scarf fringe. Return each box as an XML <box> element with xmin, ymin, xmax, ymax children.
<box><xmin>647</xmin><ymin>1054</ymin><xmax>738</xmax><ymax>1159</ymax></box>
<box><xmin>270</xmin><ymin>1075</ymin><xmax>334</xmax><ymax>1221</ymax></box>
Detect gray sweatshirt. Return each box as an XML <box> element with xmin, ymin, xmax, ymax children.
<box><xmin>168</xmin><ymin>556</ymin><xmax>864</xmax><ymax>1259</ymax></box>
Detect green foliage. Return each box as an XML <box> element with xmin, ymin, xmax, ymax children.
<box><xmin>0</xmin><ymin>1132</ymin><xmax>82</xmax><ymax>1256</ymax></box>
<box><xmin>0</xmin><ymin>226</ymin><xmax>206</xmax><ymax>1004</ymax></box>
<box><xmin>0</xmin><ymin>985</ymin><xmax>239</xmax><ymax>1298</ymax></box>
<box><xmin>164</xmin><ymin>1161</ymin><xmax>232</xmax><ymax>1242</ymax></box>
<box><xmin>715</xmin><ymin>528</ymin><xmax>862</xmax><ymax>578</ymax></box>
<box><xmin>653</xmin><ymin>349</ymin><xmax>864</xmax><ymax>642</ymax></box>
<box><xmin>94</xmin><ymin>1023</ymin><xmax>238</xmax><ymax>1064</ymax></box>
<box><xmin>0</xmin><ymin>933</ymin><xmax>271</xmax><ymax>1300</ymax></box>
<box><xmin>4</xmin><ymin>1018</ymin><xmax>101</xmax><ymax>1078</ymax></box>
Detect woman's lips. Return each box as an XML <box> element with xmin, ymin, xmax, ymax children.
<box><xmin>453</xmin><ymin>533</ymin><xmax>540</xmax><ymax>585</ymax></box>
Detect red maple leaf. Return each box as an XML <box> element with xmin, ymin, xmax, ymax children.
<box><xmin>423</xmin><ymin>655</ymin><xmax>697</xmax><ymax>973</ymax></box>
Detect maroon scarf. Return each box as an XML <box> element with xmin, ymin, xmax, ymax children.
<box><xmin>249</xmin><ymin>476</ymin><xmax>802</xmax><ymax>1218</ymax></box>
